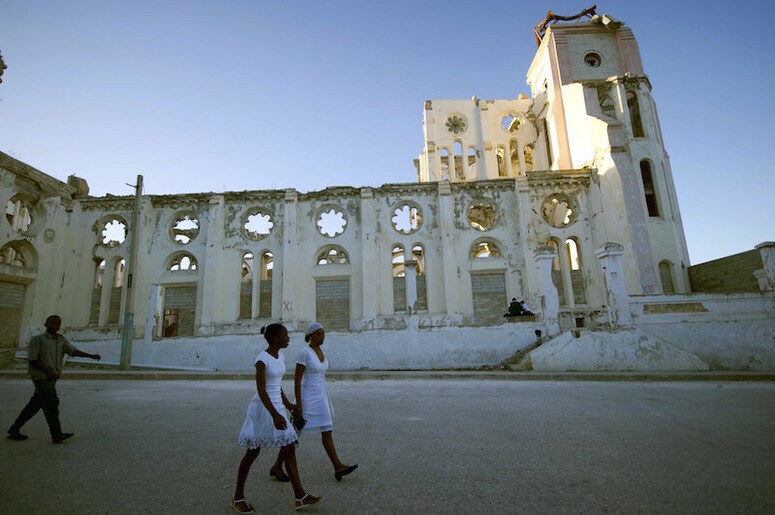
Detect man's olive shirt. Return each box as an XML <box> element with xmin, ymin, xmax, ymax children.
<box><xmin>27</xmin><ymin>332</ymin><xmax>76</xmax><ymax>380</ymax></box>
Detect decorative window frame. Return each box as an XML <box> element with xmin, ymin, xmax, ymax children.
<box><xmin>168</xmin><ymin>210</ymin><xmax>201</xmax><ymax>245</ymax></box>
<box><xmin>314</xmin><ymin>204</ymin><xmax>349</xmax><ymax>239</ymax></box>
<box><xmin>240</xmin><ymin>207</ymin><xmax>275</xmax><ymax>241</ymax></box>
<box><xmin>388</xmin><ymin>199</ymin><xmax>424</xmax><ymax>235</ymax></box>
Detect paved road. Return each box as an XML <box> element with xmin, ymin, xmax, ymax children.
<box><xmin>1</xmin><ymin>379</ymin><xmax>774</xmax><ymax>514</ymax></box>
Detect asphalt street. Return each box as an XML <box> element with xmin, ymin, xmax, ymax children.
<box><xmin>1</xmin><ymin>378</ymin><xmax>774</xmax><ymax>514</ymax></box>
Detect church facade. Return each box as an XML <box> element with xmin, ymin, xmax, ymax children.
<box><xmin>1</xmin><ymin>13</ymin><xmax>773</xmax><ymax>371</ymax></box>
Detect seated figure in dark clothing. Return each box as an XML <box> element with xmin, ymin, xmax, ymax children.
<box><xmin>508</xmin><ymin>298</ymin><xmax>523</xmax><ymax>316</ymax></box>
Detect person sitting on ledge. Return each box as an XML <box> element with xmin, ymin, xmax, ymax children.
<box><xmin>519</xmin><ymin>300</ymin><xmax>533</xmax><ymax>316</ymax></box>
<box><xmin>507</xmin><ymin>298</ymin><xmax>523</xmax><ymax>316</ymax></box>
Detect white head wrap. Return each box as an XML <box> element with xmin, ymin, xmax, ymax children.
<box><xmin>306</xmin><ymin>322</ymin><xmax>324</xmax><ymax>336</ymax></box>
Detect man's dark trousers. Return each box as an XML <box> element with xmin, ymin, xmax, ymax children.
<box><xmin>10</xmin><ymin>379</ymin><xmax>62</xmax><ymax>436</ymax></box>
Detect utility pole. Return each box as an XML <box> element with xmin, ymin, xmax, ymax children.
<box><xmin>120</xmin><ymin>175</ymin><xmax>143</xmax><ymax>370</ymax></box>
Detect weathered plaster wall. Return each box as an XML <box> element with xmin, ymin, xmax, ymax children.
<box><xmin>63</xmin><ymin>324</ymin><xmax>542</xmax><ymax>371</ymax></box>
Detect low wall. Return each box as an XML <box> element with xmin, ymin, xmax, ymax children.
<box><xmin>62</xmin><ymin>323</ymin><xmax>542</xmax><ymax>372</ymax></box>
<box><xmin>631</xmin><ymin>293</ymin><xmax>775</xmax><ymax>370</ymax></box>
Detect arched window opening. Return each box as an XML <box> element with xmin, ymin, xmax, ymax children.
<box><xmin>523</xmin><ymin>143</ymin><xmax>534</xmax><ymax>172</ymax></box>
<box><xmin>241</xmin><ymin>253</ymin><xmax>254</xmax><ymax>283</ymax></box>
<box><xmin>565</xmin><ymin>239</ymin><xmax>580</xmax><ymax>271</ymax></box>
<box><xmin>108</xmin><ymin>258</ymin><xmax>126</xmax><ymax>325</ymax></box>
<box><xmin>94</xmin><ymin>260</ymin><xmax>106</xmax><ymax>289</ymax></box>
<box><xmin>469</xmin><ymin>241</ymin><xmax>501</xmax><ymax>259</ymax></box>
<box><xmin>627</xmin><ymin>91</ymin><xmax>644</xmax><ymax>138</ymax></box>
<box><xmin>392</xmin><ymin>246</ymin><xmax>405</xmax><ymax>277</ymax></box>
<box><xmin>89</xmin><ymin>259</ymin><xmax>106</xmax><ymax>325</ymax></box>
<box><xmin>114</xmin><ymin>259</ymin><xmax>126</xmax><ymax>288</ymax></box>
<box><xmin>547</xmin><ymin>239</ymin><xmax>566</xmax><ymax>306</ymax></box>
<box><xmin>496</xmin><ymin>146</ymin><xmax>506</xmax><ymax>177</ymax></box>
<box><xmin>261</xmin><ymin>252</ymin><xmax>274</xmax><ymax>281</ymax></box>
<box><xmin>169</xmin><ymin>253</ymin><xmax>198</xmax><ymax>271</ymax></box>
<box><xmin>543</xmin><ymin>119</ymin><xmax>553</xmax><ymax>167</ymax></box>
<box><xmin>640</xmin><ymin>160</ymin><xmax>660</xmax><ymax>217</ymax></box>
<box><xmin>239</xmin><ymin>252</ymin><xmax>254</xmax><ymax>320</ymax></box>
<box><xmin>392</xmin><ymin>246</ymin><xmax>406</xmax><ymax>312</ymax></box>
<box><xmin>509</xmin><ymin>140</ymin><xmax>520</xmax><ymax>176</ymax></box>
<box><xmin>0</xmin><ymin>243</ymin><xmax>25</xmax><ymax>267</ymax></box>
<box><xmin>600</xmin><ymin>96</ymin><xmax>616</xmax><ymax>118</ymax></box>
<box><xmin>467</xmin><ymin>147</ymin><xmax>477</xmax><ymax>178</ymax></box>
<box><xmin>454</xmin><ymin>141</ymin><xmax>464</xmax><ymax>180</ymax></box>
<box><xmin>412</xmin><ymin>245</ymin><xmax>425</xmax><ymax>276</ymax></box>
<box><xmin>260</xmin><ymin>255</ymin><xmax>274</xmax><ymax>317</ymax></box>
<box><xmin>659</xmin><ymin>260</ymin><xmax>675</xmax><ymax>294</ymax></box>
<box><xmin>439</xmin><ymin>148</ymin><xmax>450</xmax><ymax>179</ymax></box>
<box><xmin>317</xmin><ymin>246</ymin><xmax>349</xmax><ymax>265</ymax></box>
<box><xmin>547</xmin><ymin>240</ymin><xmax>560</xmax><ymax>271</ymax></box>
<box><xmin>565</xmin><ymin>238</ymin><xmax>586</xmax><ymax>304</ymax></box>
<box><xmin>412</xmin><ymin>245</ymin><xmax>427</xmax><ymax>311</ymax></box>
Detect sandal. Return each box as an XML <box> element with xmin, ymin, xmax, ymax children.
<box><xmin>294</xmin><ymin>493</ymin><xmax>321</xmax><ymax>511</ymax></box>
<box><xmin>231</xmin><ymin>498</ymin><xmax>255</xmax><ymax>514</ymax></box>
<box><xmin>270</xmin><ymin>466</ymin><xmax>290</xmax><ymax>482</ymax></box>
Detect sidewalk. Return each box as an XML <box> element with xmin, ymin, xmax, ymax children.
<box><xmin>1</xmin><ymin>368</ymin><xmax>773</xmax><ymax>381</ymax></box>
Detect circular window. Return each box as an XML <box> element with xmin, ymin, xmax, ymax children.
<box><xmin>242</xmin><ymin>210</ymin><xmax>274</xmax><ymax>241</ymax></box>
<box><xmin>541</xmin><ymin>194</ymin><xmax>578</xmax><ymax>228</ymax></box>
<box><xmin>99</xmin><ymin>216</ymin><xmax>127</xmax><ymax>248</ymax></box>
<box><xmin>445</xmin><ymin>114</ymin><xmax>467</xmax><ymax>135</ymax></box>
<box><xmin>5</xmin><ymin>195</ymin><xmax>34</xmax><ymax>234</ymax></box>
<box><xmin>316</xmin><ymin>206</ymin><xmax>347</xmax><ymax>238</ymax></box>
<box><xmin>500</xmin><ymin>114</ymin><xmax>519</xmax><ymax>133</ymax></box>
<box><xmin>584</xmin><ymin>52</ymin><xmax>602</xmax><ymax>68</ymax></box>
<box><xmin>391</xmin><ymin>203</ymin><xmax>422</xmax><ymax>234</ymax></box>
<box><xmin>467</xmin><ymin>201</ymin><xmax>499</xmax><ymax>231</ymax></box>
<box><xmin>170</xmin><ymin>212</ymin><xmax>199</xmax><ymax>245</ymax></box>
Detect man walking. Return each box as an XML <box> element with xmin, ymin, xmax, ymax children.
<box><xmin>7</xmin><ymin>315</ymin><xmax>101</xmax><ymax>443</ymax></box>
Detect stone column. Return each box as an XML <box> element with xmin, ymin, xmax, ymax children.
<box><xmin>437</xmin><ymin>181</ymin><xmax>460</xmax><ymax>316</ymax></box>
<box><xmin>360</xmin><ymin>188</ymin><xmax>378</xmax><ymax>321</ymax></box>
<box><xmin>755</xmin><ymin>242</ymin><xmax>775</xmax><ymax>291</ymax></box>
<box><xmin>423</xmin><ymin>101</ymin><xmax>437</xmax><ymax>181</ymax></box>
<box><xmin>404</xmin><ymin>258</ymin><xmax>418</xmax><ymax>313</ymax></box>
<box><xmin>534</xmin><ymin>245</ymin><xmax>560</xmax><ymax>336</ymax></box>
<box><xmin>281</xmin><ymin>189</ymin><xmax>298</xmax><ymax>325</ymax></box>
<box><xmin>594</xmin><ymin>242</ymin><xmax>632</xmax><ymax>328</ymax></box>
<box><xmin>476</xmin><ymin>100</ymin><xmax>491</xmax><ymax>180</ymax></box>
<box><xmin>199</xmin><ymin>195</ymin><xmax>225</xmax><ymax>331</ymax></box>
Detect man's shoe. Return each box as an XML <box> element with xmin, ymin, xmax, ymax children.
<box><xmin>7</xmin><ymin>430</ymin><xmax>28</xmax><ymax>441</ymax></box>
<box><xmin>52</xmin><ymin>432</ymin><xmax>74</xmax><ymax>444</ymax></box>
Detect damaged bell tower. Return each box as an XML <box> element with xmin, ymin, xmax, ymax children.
<box><xmin>526</xmin><ymin>6</ymin><xmax>691</xmax><ymax>295</ymax></box>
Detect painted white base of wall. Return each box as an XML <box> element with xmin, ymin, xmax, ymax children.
<box><xmin>525</xmin><ymin>329</ymin><xmax>709</xmax><ymax>372</ymax></box>
<box><xmin>66</xmin><ymin>324</ymin><xmax>542</xmax><ymax>372</ymax></box>
<box><xmin>634</xmin><ymin>319</ymin><xmax>775</xmax><ymax>371</ymax></box>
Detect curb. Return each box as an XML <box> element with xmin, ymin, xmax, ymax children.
<box><xmin>1</xmin><ymin>369</ymin><xmax>774</xmax><ymax>382</ymax></box>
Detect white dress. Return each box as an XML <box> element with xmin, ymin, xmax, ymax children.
<box><xmin>297</xmin><ymin>346</ymin><xmax>334</xmax><ymax>433</ymax></box>
<box><xmin>238</xmin><ymin>350</ymin><xmax>298</xmax><ymax>448</ymax></box>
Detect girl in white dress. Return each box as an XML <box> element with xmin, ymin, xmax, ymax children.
<box><xmin>294</xmin><ymin>322</ymin><xmax>357</xmax><ymax>481</ymax></box>
<box><xmin>231</xmin><ymin>323</ymin><xmax>321</xmax><ymax>513</ymax></box>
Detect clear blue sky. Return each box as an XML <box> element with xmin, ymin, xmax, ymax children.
<box><xmin>1</xmin><ymin>0</ymin><xmax>773</xmax><ymax>264</ymax></box>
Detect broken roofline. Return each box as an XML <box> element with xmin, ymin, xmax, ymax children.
<box><xmin>75</xmin><ymin>169</ymin><xmax>593</xmax><ymax>209</ymax></box>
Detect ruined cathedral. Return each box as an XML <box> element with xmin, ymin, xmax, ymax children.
<box><xmin>1</xmin><ymin>11</ymin><xmax>773</xmax><ymax>371</ymax></box>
